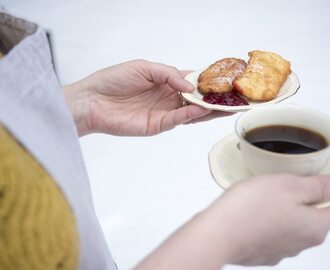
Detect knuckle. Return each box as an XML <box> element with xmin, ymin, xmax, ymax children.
<box><xmin>266</xmin><ymin>259</ymin><xmax>281</xmax><ymax>266</ymax></box>
<box><xmin>314</xmin><ymin>233</ymin><xmax>326</xmax><ymax>245</ymax></box>
<box><xmin>308</xmin><ymin>231</ymin><xmax>326</xmax><ymax>246</ymax></box>
<box><xmin>130</xmin><ymin>59</ymin><xmax>149</xmax><ymax>66</ymax></box>
<box><xmin>135</xmin><ymin>58</ymin><xmax>147</xmax><ymax>64</ymax></box>
<box><xmin>167</xmin><ymin>66</ymin><xmax>179</xmax><ymax>75</ymax></box>
<box><xmin>288</xmin><ymin>250</ymin><xmax>301</xmax><ymax>258</ymax></box>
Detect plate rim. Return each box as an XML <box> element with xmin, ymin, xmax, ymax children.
<box><xmin>181</xmin><ymin>71</ymin><xmax>300</xmax><ymax>112</ymax></box>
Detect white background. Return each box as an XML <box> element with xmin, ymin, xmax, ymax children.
<box><xmin>3</xmin><ymin>0</ymin><xmax>330</xmax><ymax>269</ymax></box>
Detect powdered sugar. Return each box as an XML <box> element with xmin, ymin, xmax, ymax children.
<box><xmin>214</xmin><ymin>76</ymin><xmax>232</xmax><ymax>85</ymax></box>
<box><xmin>249</xmin><ymin>62</ymin><xmax>264</xmax><ymax>73</ymax></box>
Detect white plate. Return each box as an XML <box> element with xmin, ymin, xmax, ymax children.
<box><xmin>181</xmin><ymin>71</ymin><xmax>300</xmax><ymax>112</ymax></box>
<box><xmin>208</xmin><ymin>133</ymin><xmax>330</xmax><ymax>208</ymax></box>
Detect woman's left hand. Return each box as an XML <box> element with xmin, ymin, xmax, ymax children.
<box><xmin>63</xmin><ymin>59</ymin><xmax>232</xmax><ymax>136</ymax></box>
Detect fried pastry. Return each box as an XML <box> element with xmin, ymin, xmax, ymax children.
<box><xmin>233</xmin><ymin>50</ymin><xmax>291</xmax><ymax>101</ymax></box>
<box><xmin>197</xmin><ymin>58</ymin><xmax>246</xmax><ymax>94</ymax></box>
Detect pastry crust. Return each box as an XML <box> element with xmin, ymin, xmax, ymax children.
<box><xmin>197</xmin><ymin>58</ymin><xmax>246</xmax><ymax>94</ymax></box>
<box><xmin>233</xmin><ymin>50</ymin><xmax>291</xmax><ymax>101</ymax></box>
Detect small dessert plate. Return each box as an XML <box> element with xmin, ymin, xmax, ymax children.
<box><xmin>208</xmin><ymin>133</ymin><xmax>330</xmax><ymax>208</ymax></box>
<box><xmin>181</xmin><ymin>71</ymin><xmax>300</xmax><ymax>112</ymax></box>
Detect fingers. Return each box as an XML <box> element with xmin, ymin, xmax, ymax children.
<box><xmin>298</xmin><ymin>175</ymin><xmax>330</xmax><ymax>205</ymax></box>
<box><xmin>306</xmin><ymin>175</ymin><xmax>330</xmax><ymax>228</ymax></box>
<box><xmin>160</xmin><ymin>105</ymin><xmax>233</xmax><ymax>131</ymax></box>
<box><xmin>312</xmin><ymin>209</ymin><xmax>330</xmax><ymax>237</ymax></box>
<box><xmin>160</xmin><ymin>105</ymin><xmax>212</xmax><ymax>132</ymax></box>
<box><xmin>183</xmin><ymin>110</ymin><xmax>234</xmax><ymax>124</ymax></box>
<box><xmin>296</xmin><ymin>175</ymin><xmax>330</xmax><ymax>228</ymax></box>
<box><xmin>145</xmin><ymin>61</ymin><xmax>195</xmax><ymax>93</ymax></box>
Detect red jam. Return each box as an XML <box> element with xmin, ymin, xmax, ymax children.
<box><xmin>203</xmin><ymin>92</ymin><xmax>249</xmax><ymax>106</ymax></box>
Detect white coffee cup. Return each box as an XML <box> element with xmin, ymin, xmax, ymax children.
<box><xmin>235</xmin><ymin>105</ymin><xmax>330</xmax><ymax>176</ymax></box>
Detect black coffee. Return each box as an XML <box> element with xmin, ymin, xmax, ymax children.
<box><xmin>244</xmin><ymin>125</ymin><xmax>328</xmax><ymax>154</ymax></box>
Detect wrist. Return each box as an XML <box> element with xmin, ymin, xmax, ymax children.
<box><xmin>203</xmin><ymin>196</ymin><xmax>252</xmax><ymax>266</ymax></box>
<box><xmin>135</xmin><ymin>209</ymin><xmax>230</xmax><ymax>270</ymax></box>
<box><xmin>62</xmin><ymin>81</ymin><xmax>92</xmax><ymax>136</ymax></box>
<box><xmin>196</xmin><ymin>206</ymin><xmax>234</xmax><ymax>268</ymax></box>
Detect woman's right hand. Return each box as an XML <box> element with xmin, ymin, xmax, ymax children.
<box><xmin>206</xmin><ymin>174</ymin><xmax>330</xmax><ymax>266</ymax></box>
<box><xmin>135</xmin><ymin>174</ymin><xmax>330</xmax><ymax>270</ymax></box>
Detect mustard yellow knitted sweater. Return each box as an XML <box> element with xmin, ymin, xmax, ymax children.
<box><xmin>0</xmin><ymin>125</ymin><xmax>79</xmax><ymax>270</ymax></box>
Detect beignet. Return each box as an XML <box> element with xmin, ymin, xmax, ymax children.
<box><xmin>233</xmin><ymin>50</ymin><xmax>291</xmax><ymax>101</ymax></box>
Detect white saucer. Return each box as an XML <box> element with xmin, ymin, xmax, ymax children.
<box><xmin>208</xmin><ymin>133</ymin><xmax>330</xmax><ymax>208</ymax></box>
<box><xmin>208</xmin><ymin>133</ymin><xmax>251</xmax><ymax>189</ymax></box>
<box><xmin>181</xmin><ymin>70</ymin><xmax>300</xmax><ymax>112</ymax></box>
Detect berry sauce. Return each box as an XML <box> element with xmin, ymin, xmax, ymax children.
<box><xmin>202</xmin><ymin>92</ymin><xmax>249</xmax><ymax>106</ymax></box>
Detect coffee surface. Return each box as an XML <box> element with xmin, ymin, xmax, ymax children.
<box><xmin>244</xmin><ymin>125</ymin><xmax>328</xmax><ymax>154</ymax></box>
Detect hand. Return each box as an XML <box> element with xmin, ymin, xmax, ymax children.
<box><xmin>206</xmin><ymin>174</ymin><xmax>330</xmax><ymax>266</ymax></box>
<box><xmin>63</xmin><ymin>59</ymin><xmax>232</xmax><ymax>136</ymax></box>
<box><xmin>135</xmin><ymin>174</ymin><xmax>330</xmax><ymax>270</ymax></box>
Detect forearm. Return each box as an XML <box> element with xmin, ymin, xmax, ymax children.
<box><xmin>134</xmin><ymin>209</ymin><xmax>231</xmax><ymax>270</ymax></box>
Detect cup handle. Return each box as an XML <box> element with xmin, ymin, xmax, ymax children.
<box><xmin>236</xmin><ymin>142</ymin><xmax>241</xmax><ymax>150</ymax></box>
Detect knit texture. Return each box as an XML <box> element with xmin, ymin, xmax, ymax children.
<box><xmin>0</xmin><ymin>125</ymin><xmax>79</xmax><ymax>270</ymax></box>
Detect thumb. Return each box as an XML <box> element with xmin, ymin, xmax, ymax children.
<box><xmin>180</xmin><ymin>70</ymin><xmax>194</xmax><ymax>77</ymax></box>
<box><xmin>146</xmin><ymin>61</ymin><xmax>195</xmax><ymax>93</ymax></box>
